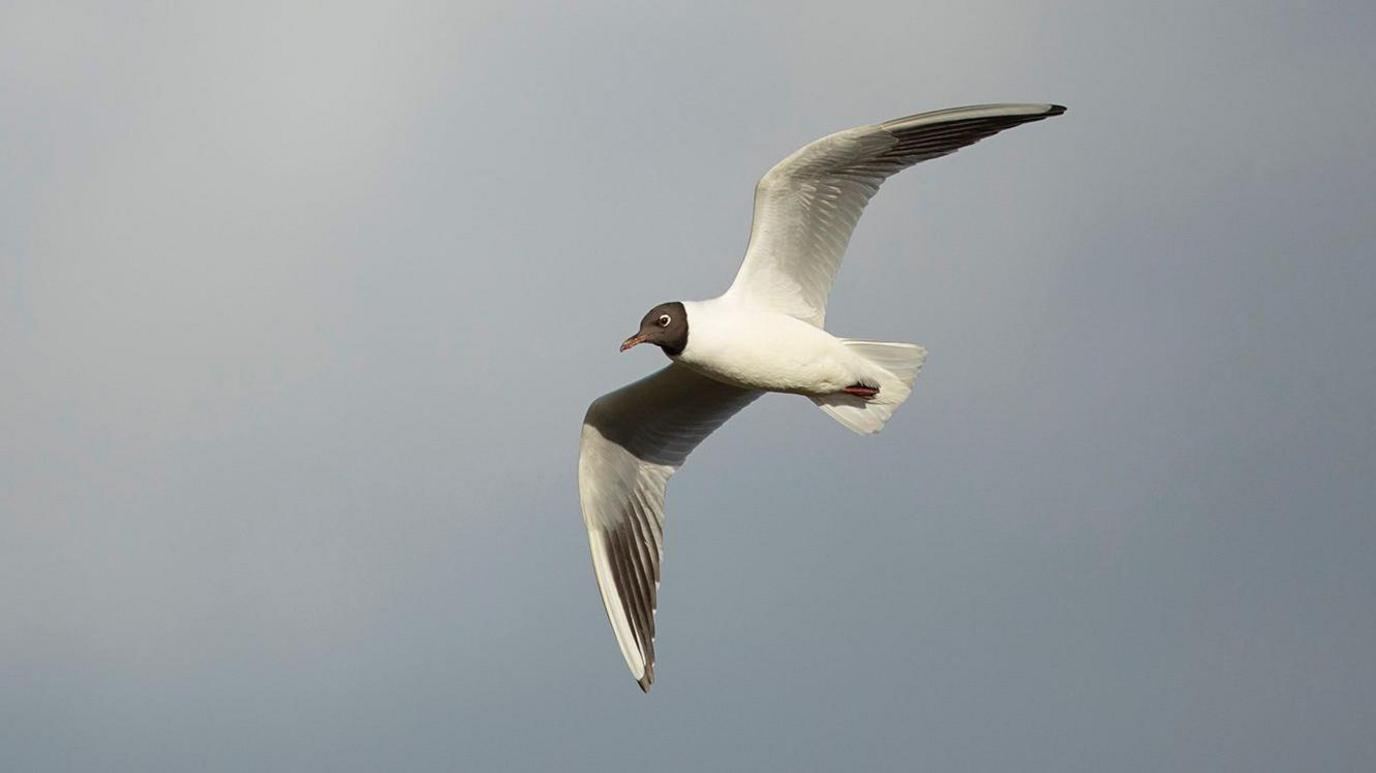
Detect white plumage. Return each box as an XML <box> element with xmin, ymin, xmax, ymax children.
<box><xmin>579</xmin><ymin>103</ymin><xmax>1066</xmax><ymax>691</ymax></box>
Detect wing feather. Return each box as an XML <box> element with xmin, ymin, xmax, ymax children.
<box><xmin>727</xmin><ymin>103</ymin><xmax>1066</xmax><ymax>326</ymax></box>
<box><xmin>579</xmin><ymin>364</ymin><xmax>760</xmax><ymax>691</ymax></box>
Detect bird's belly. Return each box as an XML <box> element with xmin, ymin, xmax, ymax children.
<box><xmin>676</xmin><ymin>327</ymin><xmax>854</xmax><ymax>395</ymax></box>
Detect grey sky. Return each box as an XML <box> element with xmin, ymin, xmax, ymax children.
<box><xmin>2</xmin><ymin>1</ymin><xmax>1373</xmax><ymax>770</ymax></box>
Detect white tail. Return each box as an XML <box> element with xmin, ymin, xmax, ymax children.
<box><xmin>810</xmin><ymin>340</ymin><xmax>927</xmax><ymax>435</ymax></box>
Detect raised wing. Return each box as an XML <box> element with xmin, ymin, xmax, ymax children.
<box><xmin>726</xmin><ymin>103</ymin><xmax>1066</xmax><ymax>326</ymax></box>
<box><xmin>578</xmin><ymin>364</ymin><xmax>760</xmax><ymax>691</ymax></box>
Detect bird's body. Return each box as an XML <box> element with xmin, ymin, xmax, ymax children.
<box><xmin>674</xmin><ymin>298</ymin><xmax>874</xmax><ymax>396</ymax></box>
<box><xmin>578</xmin><ymin>102</ymin><xmax>1066</xmax><ymax>691</ymax></box>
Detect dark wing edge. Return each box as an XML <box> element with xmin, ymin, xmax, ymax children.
<box><xmin>875</xmin><ymin>103</ymin><xmax>1067</xmax><ymax>166</ymax></box>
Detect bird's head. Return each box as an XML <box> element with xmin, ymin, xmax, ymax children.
<box><xmin>620</xmin><ymin>301</ymin><xmax>688</xmax><ymax>357</ymax></box>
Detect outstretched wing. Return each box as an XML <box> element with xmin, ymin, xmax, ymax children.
<box><xmin>578</xmin><ymin>364</ymin><xmax>760</xmax><ymax>691</ymax></box>
<box><xmin>726</xmin><ymin>103</ymin><xmax>1066</xmax><ymax>326</ymax></box>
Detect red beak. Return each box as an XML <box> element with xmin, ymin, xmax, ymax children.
<box><xmin>619</xmin><ymin>334</ymin><xmax>647</xmax><ymax>352</ymax></box>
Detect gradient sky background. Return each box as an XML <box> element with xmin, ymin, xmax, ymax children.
<box><xmin>3</xmin><ymin>1</ymin><xmax>1374</xmax><ymax>770</ymax></box>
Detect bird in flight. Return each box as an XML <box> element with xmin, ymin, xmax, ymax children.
<box><xmin>578</xmin><ymin>103</ymin><xmax>1066</xmax><ymax>691</ymax></box>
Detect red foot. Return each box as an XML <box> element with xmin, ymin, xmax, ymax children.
<box><xmin>842</xmin><ymin>384</ymin><xmax>879</xmax><ymax>398</ymax></box>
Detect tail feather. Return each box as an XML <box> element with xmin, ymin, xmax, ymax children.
<box><xmin>811</xmin><ymin>340</ymin><xmax>926</xmax><ymax>435</ymax></box>
<box><xmin>839</xmin><ymin>340</ymin><xmax>927</xmax><ymax>386</ymax></box>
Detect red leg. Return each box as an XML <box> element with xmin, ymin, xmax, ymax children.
<box><xmin>842</xmin><ymin>384</ymin><xmax>879</xmax><ymax>398</ymax></box>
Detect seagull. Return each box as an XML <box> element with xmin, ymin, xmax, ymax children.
<box><xmin>578</xmin><ymin>103</ymin><xmax>1066</xmax><ymax>691</ymax></box>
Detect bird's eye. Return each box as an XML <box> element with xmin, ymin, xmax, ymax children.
<box><xmin>658</xmin><ymin>314</ymin><xmax>671</xmax><ymax>327</ymax></box>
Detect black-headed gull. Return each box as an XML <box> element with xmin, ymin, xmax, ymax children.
<box><xmin>579</xmin><ymin>103</ymin><xmax>1066</xmax><ymax>691</ymax></box>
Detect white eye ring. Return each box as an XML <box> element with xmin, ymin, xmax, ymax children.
<box><xmin>658</xmin><ymin>314</ymin><xmax>671</xmax><ymax>327</ymax></box>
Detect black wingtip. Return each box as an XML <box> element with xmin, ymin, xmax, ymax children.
<box><xmin>1047</xmin><ymin>104</ymin><xmax>1068</xmax><ymax>116</ymax></box>
<box><xmin>636</xmin><ymin>661</ymin><xmax>654</xmax><ymax>693</ymax></box>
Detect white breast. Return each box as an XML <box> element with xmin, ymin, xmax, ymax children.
<box><xmin>674</xmin><ymin>298</ymin><xmax>865</xmax><ymax>395</ymax></box>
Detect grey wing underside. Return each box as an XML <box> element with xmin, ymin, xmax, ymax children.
<box><xmin>727</xmin><ymin>103</ymin><xmax>1066</xmax><ymax>326</ymax></box>
<box><xmin>578</xmin><ymin>364</ymin><xmax>760</xmax><ymax>691</ymax></box>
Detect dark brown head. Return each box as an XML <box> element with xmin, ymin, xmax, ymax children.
<box><xmin>620</xmin><ymin>301</ymin><xmax>688</xmax><ymax>357</ymax></box>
